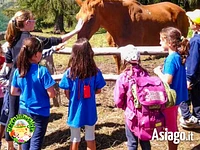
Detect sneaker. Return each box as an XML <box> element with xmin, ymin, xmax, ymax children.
<box><xmin>180</xmin><ymin>116</ymin><xmax>198</xmax><ymax>125</ymax></box>
<box><xmin>180</xmin><ymin>116</ymin><xmax>200</xmax><ymax>129</ymax></box>
<box><xmin>179</xmin><ymin>116</ymin><xmax>198</xmax><ymax>128</ymax></box>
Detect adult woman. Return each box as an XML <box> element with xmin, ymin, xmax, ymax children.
<box><xmin>5</xmin><ymin>10</ymin><xmax>83</xmax><ymax>150</ymax></box>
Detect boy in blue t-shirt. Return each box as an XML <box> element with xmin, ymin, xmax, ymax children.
<box><xmin>179</xmin><ymin>9</ymin><xmax>200</xmax><ymax>128</ymax></box>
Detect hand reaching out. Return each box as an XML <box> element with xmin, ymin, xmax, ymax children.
<box><xmin>75</xmin><ymin>18</ymin><xmax>84</xmax><ymax>32</ymax></box>
<box><xmin>55</xmin><ymin>42</ymin><xmax>66</xmax><ymax>51</ymax></box>
<box><xmin>60</xmin><ymin>18</ymin><xmax>84</xmax><ymax>42</ymax></box>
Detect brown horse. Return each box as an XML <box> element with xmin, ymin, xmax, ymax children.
<box><xmin>75</xmin><ymin>0</ymin><xmax>189</xmax><ymax>74</ymax></box>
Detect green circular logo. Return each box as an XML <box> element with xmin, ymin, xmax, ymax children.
<box><xmin>6</xmin><ymin>114</ymin><xmax>35</xmax><ymax>144</ymax></box>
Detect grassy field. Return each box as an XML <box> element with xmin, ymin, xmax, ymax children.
<box><xmin>1</xmin><ymin>31</ymin><xmax>200</xmax><ymax>150</ymax></box>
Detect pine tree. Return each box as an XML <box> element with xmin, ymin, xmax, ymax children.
<box><xmin>17</xmin><ymin>0</ymin><xmax>79</xmax><ymax>33</ymax></box>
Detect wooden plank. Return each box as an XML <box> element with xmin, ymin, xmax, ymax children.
<box><xmin>52</xmin><ymin>74</ymin><xmax>119</xmax><ymax>81</ymax></box>
<box><xmin>56</xmin><ymin>46</ymin><xmax>168</xmax><ymax>56</ymax></box>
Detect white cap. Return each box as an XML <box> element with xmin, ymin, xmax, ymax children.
<box><xmin>119</xmin><ymin>44</ymin><xmax>140</xmax><ymax>63</ymax></box>
<box><xmin>186</xmin><ymin>9</ymin><xmax>200</xmax><ymax>25</ymax></box>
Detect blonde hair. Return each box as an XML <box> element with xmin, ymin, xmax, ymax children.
<box><xmin>5</xmin><ymin>10</ymin><xmax>33</xmax><ymax>47</ymax></box>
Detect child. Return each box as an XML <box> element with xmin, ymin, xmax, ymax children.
<box><xmin>4</xmin><ymin>10</ymin><xmax>83</xmax><ymax>147</ymax></box>
<box><xmin>0</xmin><ymin>63</ymin><xmax>10</xmax><ymax>149</ymax></box>
<box><xmin>10</xmin><ymin>37</ymin><xmax>56</xmax><ymax>150</ymax></box>
<box><xmin>154</xmin><ymin>27</ymin><xmax>189</xmax><ymax>150</ymax></box>
<box><xmin>59</xmin><ymin>38</ymin><xmax>106</xmax><ymax>150</ymax></box>
<box><xmin>0</xmin><ymin>44</ymin><xmax>7</xmax><ymax>148</ymax></box>
<box><xmin>178</xmin><ymin>9</ymin><xmax>200</xmax><ymax>128</ymax></box>
<box><xmin>114</xmin><ymin>44</ymin><xmax>150</xmax><ymax>150</ymax></box>
<box><xmin>0</xmin><ymin>44</ymin><xmax>5</xmax><ymax>110</ymax></box>
<box><xmin>0</xmin><ymin>44</ymin><xmax>5</xmax><ymax>70</ymax></box>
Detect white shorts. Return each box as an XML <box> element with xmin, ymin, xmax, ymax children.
<box><xmin>70</xmin><ymin>125</ymin><xmax>95</xmax><ymax>142</ymax></box>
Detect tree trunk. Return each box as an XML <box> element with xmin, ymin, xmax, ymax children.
<box><xmin>184</xmin><ymin>0</ymin><xmax>190</xmax><ymax>11</ymax></box>
<box><xmin>172</xmin><ymin>0</ymin><xmax>179</xmax><ymax>4</ymax></box>
<box><xmin>54</xmin><ymin>13</ymin><xmax>65</xmax><ymax>34</ymax></box>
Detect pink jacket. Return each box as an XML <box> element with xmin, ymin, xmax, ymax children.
<box><xmin>114</xmin><ymin>65</ymin><xmax>149</xmax><ymax>132</ymax></box>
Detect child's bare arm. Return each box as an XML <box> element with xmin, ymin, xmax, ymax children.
<box><xmin>95</xmin><ymin>89</ymin><xmax>101</xmax><ymax>94</ymax></box>
<box><xmin>11</xmin><ymin>86</ymin><xmax>21</xmax><ymax>96</ymax></box>
<box><xmin>64</xmin><ymin>90</ymin><xmax>70</xmax><ymax>99</ymax></box>
<box><xmin>47</xmin><ymin>86</ymin><xmax>56</xmax><ymax>98</ymax></box>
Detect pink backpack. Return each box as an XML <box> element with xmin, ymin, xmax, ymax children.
<box><xmin>132</xmin><ymin>76</ymin><xmax>167</xmax><ymax>140</ymax></box>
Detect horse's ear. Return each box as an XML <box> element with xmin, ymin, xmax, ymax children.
<box><xmin>75</xmin><ymin>0</ymin><xmax>83</xmax><ymax>6</ymax></box>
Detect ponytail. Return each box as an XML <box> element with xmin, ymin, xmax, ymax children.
<box><xmin>17</xmin><ymin>45</ymin><xmax>30</xmax><ymax>78</ymax></box>
<box><xmin>178</xmin><ymin>37</ymin><xmax>190</xmax><ymax>65</ymax></box>
<box><xmin>5</xmin><ymin>10</ymin><xmax>33</xmax><ymax>47</ymax></box>
<box><xmin>17</xmin><ymin>37</ymin><xmax>43</xmax><ymax>78</ymax></box>
<box><xmin>4</xmin><ymin>19</ymin><xmax>21</xmax><ymax>47</ymax></box>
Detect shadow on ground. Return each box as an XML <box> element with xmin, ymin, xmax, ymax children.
<box><xmin>48</xmin><ymin>112</ymin><xmax>63</xmax><ymax>123</ymax></box>
<box><xmin>44</xmin><ymin>122</ymin><xmax>126</xmax><ymax>150</ymax></box>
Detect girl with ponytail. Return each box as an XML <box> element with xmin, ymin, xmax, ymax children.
<box><xmin>11</xmin><ymin>37</ymin><xmax>56</xmax><ymax>150</ymax></box>
<box><xmin>154</xmin><ymin>27</ymin><xmax>190</xmax><ymax>150</ymax></box>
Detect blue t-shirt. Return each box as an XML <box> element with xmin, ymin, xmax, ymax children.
<box><xmin>163</xmin><ymin>52</ymin><xmax>188</xmax><ymax>105</ymax></box>
<box><xmin>186</xmin><ymin>34</ymin><xmax>200</xmax><ymax>82</ymax></box>
<box><xmin>59</xmin><ymin>69</ymin><xmax>106</xmax><ymax>128</ymax></box>
<box><xmin>11</xmin><ymin>64</ymin><xmax>56</xmax><ymax>116</ymax></box>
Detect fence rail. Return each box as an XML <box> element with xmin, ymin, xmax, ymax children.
<box><xmin>56</xmin><ymin>46</ymin><xmax>167</xmax><ymax>56</ymax></box>
<box><xmin>52</xmin><ymin>74</ymin><xmax>119</xmax><ymax>81</ymax></box>
<box><xmin>53</xmin><ymin>46</ymin><xmax>167</xmax><ymax>82</ymax></box>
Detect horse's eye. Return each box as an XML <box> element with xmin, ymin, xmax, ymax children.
<box><xmin>88</xmin><ymin>14</ymin><xmax>94</xmax><ymax>20</ymax></box>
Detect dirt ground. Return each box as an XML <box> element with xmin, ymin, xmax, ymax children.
<box><xmin>1</xmin><ymin>55</ymin><xmax>200</xmax><ymax>150</ymax></box>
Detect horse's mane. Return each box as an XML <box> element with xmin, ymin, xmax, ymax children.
<box><xmin>103</xmin><ymin>0</ymin><xmax>142</xmax><ymax>5</ymax></box>
<box><xmin>85</xmin><ymin>0</ymin><xmax>142</xmax><ymax>8</ymax></box>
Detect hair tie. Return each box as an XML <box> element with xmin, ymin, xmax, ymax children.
<box><xmin>11</xmin><ymin>18</ymin><xmax>18</xmax><ymax>27</ymax></box>
<box><xmin>180</xmin><ymin>36</ymin><xmax>184</xmax><ymax>41</ymax></box>
<box><xmin>35</xmin><ymin>37</ymin><xmax>42</xmax><ymax>44</ymax></box>
<box><xmin>22</xmin><ymin>45</ymin><xmax>27</xmax><ymax>50</ymax></box>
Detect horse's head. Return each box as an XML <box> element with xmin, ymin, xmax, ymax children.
<box><xmin>76</xmin><ymin>0</ymin><xmax>102</xmax><ymax>39</ymax></box>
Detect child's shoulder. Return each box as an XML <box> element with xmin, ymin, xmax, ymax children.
<box><xmin>38</xmin><ymin>65</ymin><xmax>51</xmax><ymax>74</ymax></box>
<box><xmin>190</xmin><ymin>34</ymin><xmax>200</xmax><ymax>43</ymax></box>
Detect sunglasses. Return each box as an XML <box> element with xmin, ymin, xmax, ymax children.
<box><xmin>28</xmin><ymin>19</ymin><xmax>36</xmax><ymax>22</ymax></box>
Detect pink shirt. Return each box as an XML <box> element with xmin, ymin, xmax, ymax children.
<box><xmin>114</xmin><ymin>65</ymin><xmax>149</xmax><ymax>133</ymax></box>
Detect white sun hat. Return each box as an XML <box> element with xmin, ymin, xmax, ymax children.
<box><xmin>119</xmin><ymin>44</ymin><xmax>140</xmax><ymax>63</ymax></box>
<box><xmin>186</xmin><ymin>9</ymin><xmax>200</xmax><ymax>25</ymax></box>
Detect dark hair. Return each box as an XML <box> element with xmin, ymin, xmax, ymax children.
<box><xmin>17</xmin><ymin>37</ymin><xmax>43</xmax><ymax>77</ymax></box>
<box><xmin>160</xmin><ymin>27</ymin><xmax>190</xmax><ymax>64</ymax></box>
<box><xmin>68</xmin><ymin>38</ymin><xmax>98</xmax><ymax>80</ymax></box>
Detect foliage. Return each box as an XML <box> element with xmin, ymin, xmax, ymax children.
<box><xmin>0</xmin><ymin>9</ymin><xmax>9</xmax><ymax>32</ymax></box>
<box><xmin>0</xmin><ymin>1</ymin><xmax>16</xmax><ymax>32</ymax></box>
<box><xmin>16</xmin><ymin>0</ymin><xmax>79</xmax><ymax>31</ymax></box>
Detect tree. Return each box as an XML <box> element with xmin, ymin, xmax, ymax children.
<box><xmin>17</xmin><ymin>0</ymin><xmax>79</xmax><ymax>33</ymax></box>
<box><xmin>188</xmin><ymin>0</ymin><xmax>200</xmax><ymax>10</ymax></box>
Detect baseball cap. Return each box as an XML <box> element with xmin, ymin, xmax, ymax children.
<box><xmin>186</xmin><ymin>9</ymin><xmax>200</xmax><ymax>25</ymax></box>
<box><xmin>119</xmin><ymin>44</ymin><xmax>140</xmax><ymax>63</ymax></box>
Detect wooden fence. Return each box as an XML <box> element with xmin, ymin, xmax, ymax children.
<box><xmin>52</xmin><ymin>46</ymin><xmax>167</xmax><ymax>81</ymax></box>
<box><xmin>56</xmin><ymin>46</ymin><xmax>167</xmax><ymax>56</ymax></box>
<box><xmin>52</xmin><ymin>46</ymin><xmax>167</xmax><ymax>106</ymax></box>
